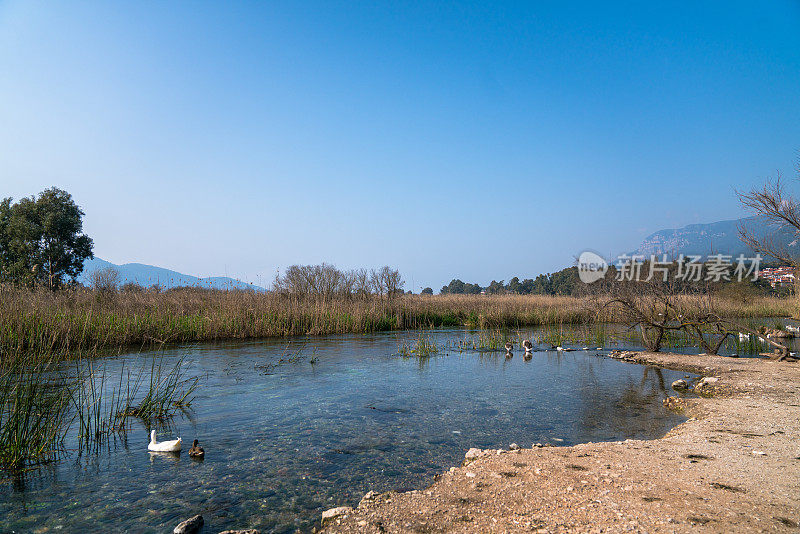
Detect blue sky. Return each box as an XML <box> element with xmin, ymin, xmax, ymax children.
<box><xmin>1</xmin><ymin>1</ymin><xmax>799</xmax><ymax>290</ymax></box>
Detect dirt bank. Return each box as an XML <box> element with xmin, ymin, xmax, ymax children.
<box><xmin>319</xmin><ymin>352</ymin><xmax>800</xmax><ymax>533</ymax></box>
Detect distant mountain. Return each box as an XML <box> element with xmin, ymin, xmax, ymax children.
<box><xmin>630</xmin><ymin>217</ymin><xmax>798</xmax><ymax>259</ymax></box>
<box><xmin>79</xmin><ymin>257</ymin><xmax>265</xmax><ymax>291</ymax></box>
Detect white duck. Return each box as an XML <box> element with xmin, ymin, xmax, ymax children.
<box><xmin>148</xmin><ymin>430</ymin><xmax>182</xmax><ymax>452</ymax></box>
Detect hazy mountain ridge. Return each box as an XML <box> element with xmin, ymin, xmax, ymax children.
<box><xmin>79</xmin><ymin>257</ymin><xmax>264</xmax><ymax>291</ymax></box>
<box><xmin>631</xmin><ymin>217</ymin><xmax>796</xmax><ymax>259</ymax></box>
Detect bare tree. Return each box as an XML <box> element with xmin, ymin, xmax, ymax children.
<box><xmin>600</xmin><ymin>275</ymin><xmax>685</xmax><ymax>352</ymax></box>
<box><xmin>273</xmin><ymin>263</ymin><xmax>405</xmax><ymax>299</ymax></box>
<box><xmin>583</xmin><ymin>261</ymin><xmax>781</xmax><ymax>356</ymax></box>
<box><xmin>371</xmin><ymin>266</ymin><xmax>404</xmax><ymax>298</ymax></box>
<box><xmin>89</xmin><ymin>266</ymin><xmax>120</xmax><ymax>294</ymax></box>
<box><xmin>352</xmin><ymin>268</ymin><xmax>372</xmax><ymax>299</ymax></box>
<box><xmin>738</xmin><ymin>176</ymin><xmax>800</xmax><ymax>265</ymax></box>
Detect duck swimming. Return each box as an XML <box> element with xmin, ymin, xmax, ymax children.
<box><xmin>148</xmin><ymin>430</ymin><xmax>181</xmax><ymax>452</ymax></box>
<box><xmin>522</xmin><ymin>339</ymin><xmax>533</xmax><ymax>353</ymax></box>
<box><xmin>188</xmin><ymin>439</ymin><xmax>205</xmax><ymax>459</ymax></box>
<box><xmin>504</xmin><ymin>341</ymin><xmax>513</xmax><ymax>354</ymax></box>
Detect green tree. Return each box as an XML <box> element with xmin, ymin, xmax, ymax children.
<box><xmin>464</xmin><ymin>282</ymin><xmax>483</xmax><ymax>294</ymax></box>
<box><xmin>442</xmin><ymin>279</ymin><xmax>466</xmax><ymax>294</ymax></box>
<box><xmin>520</xmin><ymin>278</ymin><xmax>535</xmax><ymax>294</ymax></box>
<box><xmin>421</xmin><ymin>287</ymin><xmax>433</xmax><ymax>295</ymax></box>
<box><xmin>486</xmin><ymin>280</ymin><xmax>505</xmax><ymax>294</ymax></box>
<box><xmin>550</xmin><ymin>266</ymin><xmax>579</xmax><ymax>295</ymax></box>
<box><xmin>0</xmin><ymin>188</ymin><xmax>93</xmax><ymax>288</ymax></box>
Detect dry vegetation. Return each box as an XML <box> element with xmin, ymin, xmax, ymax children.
<box><xmin>1</xmin><ymin>284</ymin><xmax>796</xmax><ymax>359</ymax></box>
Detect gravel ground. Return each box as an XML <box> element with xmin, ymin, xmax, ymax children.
<box><xmin>318</xmin><ymin>352</ymin><xmax>800</xmax><ymax>533</ymax></box>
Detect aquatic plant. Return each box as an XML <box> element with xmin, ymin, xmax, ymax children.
<box><xmin>255</xmin><ymin>342</ymin><xmax>307</xmax><ymax>373</ymax></box>
<box><xmin>116</xmin><ymin>356</ymin><xmax>198</xmax><ymax>421</ymax></box>
<box><xmin>453</xmin><ymin>328</ymin><xmax>518</xmax><ymax>352</ymax></box>
<box><xmin>396</xmin><ymin>332</ymin><xmax>439</xmax><ymax>358</ymax></box>
<box><xmin>0</xmin><ymin>359</ymin><xmax>72</xmax><ymax>468</ymax></box>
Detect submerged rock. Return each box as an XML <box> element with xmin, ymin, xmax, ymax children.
<box><xmin>173</xmin><ymin>515</ymin><xmax>203</xmax><ymax>534</ymax></box>
<box><xmin>663</xmin><ymin>396</ymin><xmax>687</xmax><ymax>411</ymax></box>
<box><xmin>608</xmin><ymin>350</ymin><xmax>640</xmax><ymax>362</ymax></box>
<box><xmin>671</xmin><ymin>379</ymin><xmax>688</xmax><ymax>391</ymax></box>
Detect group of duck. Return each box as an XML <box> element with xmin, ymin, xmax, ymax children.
<box><xmin>504</xmin><ymin>339</ymin><xmax>533</xmax><ymax>354</ymax></box>
<box><xmin>148</xmin><ymin>429</ymin><xmax>205</xmax><ymax>458</ymax></box>
<box><xmin>738</xmin><ymin>324</ymin><xmax>800</xmax><ymax>342</ymax></box>
<box><xmin>503</xmin><ymin>339</ymin><xmax>578</xmax><ymax>355</ymax></box>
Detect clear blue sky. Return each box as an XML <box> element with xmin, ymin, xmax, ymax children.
<box><xmin>1</xmin><ymin>1</ymin><xmax>799</xmax><ymax>290</ymax></box>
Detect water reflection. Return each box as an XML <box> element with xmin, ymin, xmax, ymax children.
<box><xmin>1</xmin><ymin>331</ymin><xmax>692</xmax><ymax>533</ymax></box>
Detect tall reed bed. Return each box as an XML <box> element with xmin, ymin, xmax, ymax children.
<box><xmin>0</xmin><ymin>351</ymin><xmax>198</xmax><ymax>470</ymax></box>
<box><xmin>0</xmin><ymin>359</ymin><xmax>72</xmax><ymax>468</ymax></box>
<box><xmin>1</xmin><ymin>284</ymin><xmax>796</xmax><ymax>358</ymax></box>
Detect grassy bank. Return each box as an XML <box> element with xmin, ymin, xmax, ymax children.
<box><xmin>0</xmin><ymin>285</ymin><xmax>796</xmax><ymax>358</ymax></box>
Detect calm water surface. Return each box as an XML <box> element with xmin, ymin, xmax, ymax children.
<box><xmin>1</xmin><ymin>330</ymin><xmax>694</xmax><ymax>533</ymax></box>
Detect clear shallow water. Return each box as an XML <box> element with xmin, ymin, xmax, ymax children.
<box><xmin>1</xmin><ymin>331</ymin><xmax>693</xmax><ymax>533</ymax></box>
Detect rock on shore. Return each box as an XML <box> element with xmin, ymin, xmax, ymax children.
<box><xmin>173</xmin><ymin>515</ymin><xmax>203</xmax><ymax>534</ymax></box>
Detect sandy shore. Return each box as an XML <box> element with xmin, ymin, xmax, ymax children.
<box><xmin>319</xmin><ymin>351</ymin><xmax>800</xmax><ymax>533</ymax></box>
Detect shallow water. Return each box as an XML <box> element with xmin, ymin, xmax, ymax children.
<box><xmin>1</xmin><ymin>330</ymin><xmax>693</xmax><ymax>533</ymax></box>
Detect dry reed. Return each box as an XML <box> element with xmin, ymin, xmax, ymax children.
<box><xmin>0</xmin><ymin>284</ymin><xmax>796</xmax><ymax>358</ymax></box>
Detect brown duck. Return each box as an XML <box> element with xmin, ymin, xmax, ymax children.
<box><xmin>188</xmin><ymin>439</ymin><xmax>205</xmax><ymax>459</ymax></box>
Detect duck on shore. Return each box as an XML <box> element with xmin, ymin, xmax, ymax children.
<box><xmin>188</xmin><ymin>439</ymin><xmax>205</xmax><ymax>459</ymax></box>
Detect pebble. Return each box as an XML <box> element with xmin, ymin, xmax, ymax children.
<box><xmin>465</xmin><ymin>472</ymin><xmax>476</xmax><ymax>478</ymax></box>
<box><xmin>751</xmin><ymin>450</ymin><xmax>767</xmax><ymax>456</ymax></box>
